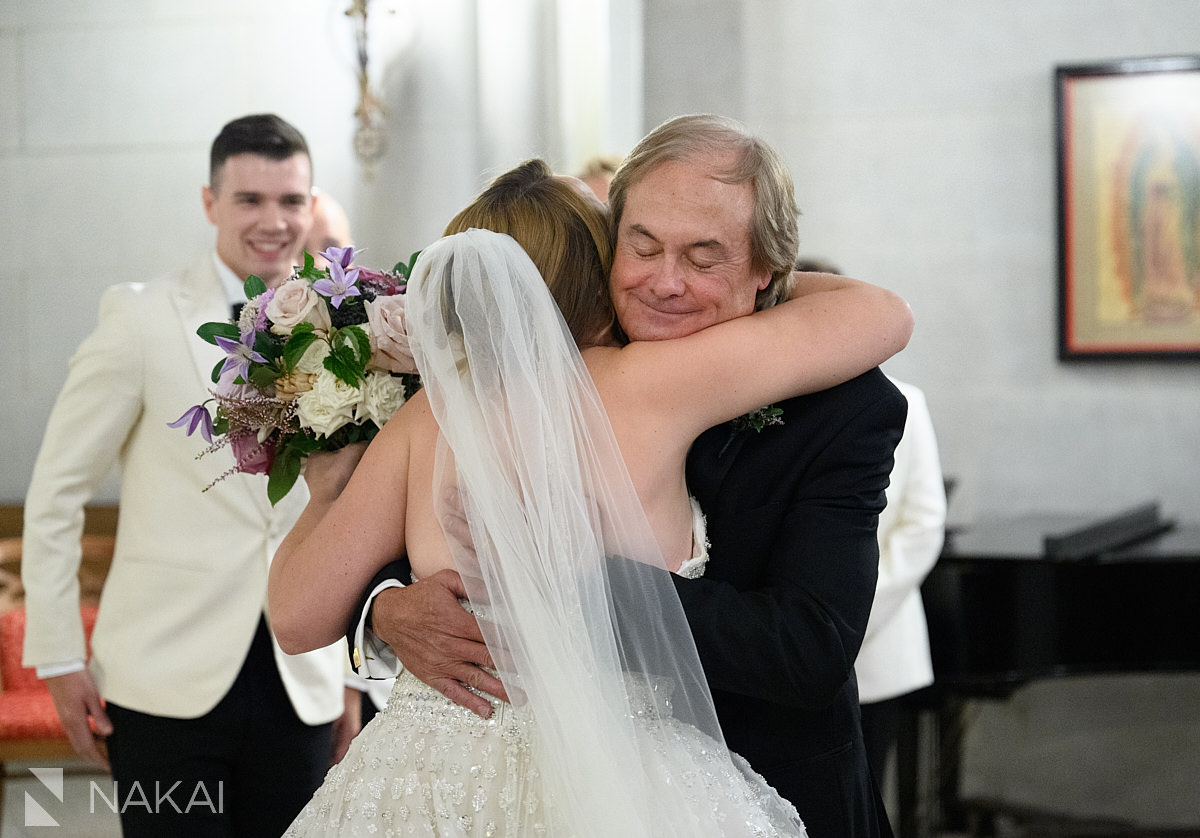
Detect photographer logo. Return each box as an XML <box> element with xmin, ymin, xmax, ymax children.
<box><xmin>24</xmin><ymin>767</ymin><xmax>63</xmax><ymax>827</ymax></box>
<box><xmin>23</xmin><ymin>767</ymin><xmax>224</xmax><ymax>826</ymax></box>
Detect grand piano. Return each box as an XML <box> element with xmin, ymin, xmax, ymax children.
<box><xmin>900</xmin><ymin>504</ymin><xmax>1200</xmax><ymax>836</ymax></box>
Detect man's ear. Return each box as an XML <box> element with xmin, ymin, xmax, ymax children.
<box><xmin>202</xmin><ymin>185</ymin><xmax>217</xmax><ymax>225</ymax></box>
<box><xmin>755</xmin><ymin>268</ymin><xmax>773</xmax><ymax>292</ymax></box>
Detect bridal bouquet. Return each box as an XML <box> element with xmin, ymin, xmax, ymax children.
<box><xmin>171</xmin><ymin>246</ymin><xmax>421</xmax><ymax>505</ymax></box>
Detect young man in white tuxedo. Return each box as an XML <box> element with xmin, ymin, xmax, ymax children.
<box><xmin>21</xmin><ymin>114</ymin><xmax>354</xmax><ymax>837</ymax></box>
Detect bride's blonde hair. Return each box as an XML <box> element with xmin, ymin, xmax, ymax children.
<box><xmin>443</xmin><ymin>159</ymin><xmax>615</xmax><ymax>347</ymax></box>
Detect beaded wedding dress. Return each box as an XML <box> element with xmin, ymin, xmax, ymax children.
<box><xmin>284</xmin><ymin>230</ymin><xmax>806</xmax><ymax>838</ymax></box>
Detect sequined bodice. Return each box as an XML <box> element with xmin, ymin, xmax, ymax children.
<box><xmin>675</xmin><ymin>496</ymin><xmax>711</xmax><ymax>579</ymax></box>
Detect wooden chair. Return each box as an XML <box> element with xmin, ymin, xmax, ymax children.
<box><xmin>0</xmin><ymin>538</ymin><xmax>22</xmax><ymax>614</ymax></box>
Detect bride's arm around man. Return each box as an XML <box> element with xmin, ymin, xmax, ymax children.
<box><xmin>341</xmin><ymin>115</ymin><xmax>907</xmax><ymax>838</ymax></box>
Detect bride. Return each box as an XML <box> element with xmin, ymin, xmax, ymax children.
<box><xmin>269</xmin><ymin>159</ymin><xmax>911</xmax><ymax>836</ymax></box>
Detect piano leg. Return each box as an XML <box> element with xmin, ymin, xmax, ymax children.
<box><xmin>898</xmin><ymin>692</ymin><xmax>977</xmax><ymax>837</ymax></box>
<box><xmin>897</xmin><ymin>688</ymin><xmax>973</xmax><ymax>838</ymax></box>
<box><xmin>938</xmin><ymin>694</ymin><xmax>974</xmax><ymax>834</ymax></box>
<box><xmin>896</xmin><ymin>699</ymin><xmax>920</xmax><ymax>837</ymax></box>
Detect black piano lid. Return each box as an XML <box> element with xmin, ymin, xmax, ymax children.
<box><xmin>925</xmin><ymin>511</ymin><xmax>1200</xmax><ymax>689</ymax></box>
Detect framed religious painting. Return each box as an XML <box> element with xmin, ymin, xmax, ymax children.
<box><xmin>1056</xmin><ymin>55</ymin><xmax>1200</xmax><ymax>359</ymax></box>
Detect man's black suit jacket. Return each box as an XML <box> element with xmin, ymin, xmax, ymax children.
<box><xmin>350</xmin><ymin>367</ymin><xmax>904</xmax><ymax>837</ymax></box>
<box><xmin>678</xmin><ymin>367</ymin><xmax>904</xmax><ymax>837</ymax></box>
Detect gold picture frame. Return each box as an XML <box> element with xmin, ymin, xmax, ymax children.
<box><xmin>1056</xmin><ymin>55</ymin><xmax>1200</xmax><ymax>359</ymax></box>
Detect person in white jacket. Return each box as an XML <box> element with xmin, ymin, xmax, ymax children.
<box><xmin>793</xmin><ymin>260</ymin><xmax>946</xmax><ymax>799</ymax></box>
<box><xmin>856</xmin><ymin>378</ymin><xmax>946</xmax><ymax>790</ymax></box>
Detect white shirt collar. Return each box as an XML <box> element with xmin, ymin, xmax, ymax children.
<box><xmin>211</xmin><ymin>251</ymin><xmax>246</xmax><ymax>305</ymax></box>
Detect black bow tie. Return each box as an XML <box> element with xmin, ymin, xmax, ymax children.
<box><xmin>231</xmin><ymin>302</ymin><xmax>245</xmax><ymax>322</ymax></box>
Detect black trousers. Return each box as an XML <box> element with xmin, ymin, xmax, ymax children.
<box><xmin>105</xmin><ymin>618</ymin><xmax>333</xmax><ymax>837</ymax></box>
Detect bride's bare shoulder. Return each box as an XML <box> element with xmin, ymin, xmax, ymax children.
<box><xmin>371</xmin><ymin>388</ymin><xmax>435</xmax><ymax>447</ymax></box>
<box><xmin>581</xmin><ymin>345</ymin><xmax>632</xmax><ymax>391</ymax></box>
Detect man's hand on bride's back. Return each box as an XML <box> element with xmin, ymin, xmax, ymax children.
<box><xmin>372</xmin><ymin>569</ymin><xmax>509</xmax><ymax>718</ymax></box>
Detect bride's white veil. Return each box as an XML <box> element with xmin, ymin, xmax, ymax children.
<box><xmin>405</xmin><ymin>228</ymin><xmax>802</xmax><ymax>837</ymax></box>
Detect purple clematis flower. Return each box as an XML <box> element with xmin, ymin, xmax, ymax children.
<box><xmin>215</xmin><ymin>333</ymin><xmax>267</xmax><ymax>382</ymax></box>
<box><xmin>167</xmin><ymin>404</ymin><xmax>214</xmax><ymax>443</ymax></box>
<box><xmin>313</xmin><ymin>260</ymin><xmax>362</xmax><ymax>309</ymax></box>
<box><xmin>319</xmin><ymin>245</ymin><xmax>355</xmax><ymax>270</ymax></box>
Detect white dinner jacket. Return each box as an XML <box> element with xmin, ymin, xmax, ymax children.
<box><xmin>855</xmin><ymin>379</ymin><xmax>947</xmax><ymax>704</ymax></box>
<box><xmin>22</xmin><ymin>255</ymin><xmax>344</xmax><ymax>723</ymax></box>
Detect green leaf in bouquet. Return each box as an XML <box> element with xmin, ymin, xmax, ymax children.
<box><xmin>394</xmin><ymin>251</ymin><xmax>422</xmax><ymax>281</ymax></box>
<box><xmin>325</xmin><ymin>421</ymin><xmax>373</xmax><ymax>450</ymax></box>
<box><xmin>248</xmin><ymin>362</ymin><xmax>279</xmax><ymax>391</ymax></box>
<box><xmin>325</xmin><ymin>325</ymin><xmax>370</xmax><ymax>387</ymax></box>
<box><xmin>344</xmin><ymin>323</ymin><xmax>371</xmax><ymax>361</ymax></box>
<box><xmin>297</xmin><ymin>252</ymin><xmax>326</xmax><ymax>282</ymax></box>
<box><xmin>282</xmin><ymin>330</ymin><xmax>320</xmax><ymax>370</ymax></box>
<box><xmin>290</xmin><ymin>433</ymin><xmax>326</xmax><ymax>455</ymax></box>
<box><xmin>252</xmin><ymin>329</ymin><xmax>286</xmax><ymax>362</ymax></box>
<box><xmin>324</xmin><ymin>350</ymin><xmax>364</xmax><ymax>388</ymax></box>
<box><xmin>243</xmin><ymin>274</ymin><xmax>268</xmax><ymax>299</ymax></box>
<box><xmin>198</xmin><ymin>321</ymin><xmax>240</xmax><ymax>346</ymax></box>
<box><xmin>267</xmin><ymin>447</ymin><xmax>303</xmax><ymax>507</ymax></box>
<box><xmin>352</xmin><ymin>421</ymin><xmax>381</xmax><ymax>445</ymax></box>
<box><xmin>209</xmin><ymin>357</ymin><xmax>225</xmax><ymax>384</ymax></box>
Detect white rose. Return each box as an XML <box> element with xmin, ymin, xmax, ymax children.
<box><xmin>295</xmin><ymin>369</ymin><xmax>361</xmax><ymax>438</ymax></box>
<box><xmin>266</xmin><ymin>279</ymin><xmax>331</xmax><ymax>335</ymax></box>
<box><xmin>295</xmin><ymin>339</ymin><xmax>331</xmax><ymax>374</ymax></box>
<box><xmin>356</xmin><ymin>371</ymin><xmax>408</xmax><ymax>427</ymax></box>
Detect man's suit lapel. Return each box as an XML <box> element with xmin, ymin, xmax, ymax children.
<box><xmin>167</xmin><ymin>258</ymin><xmax>275</xmax><ymax>520</ymax></box>
<box><xmin>170</xmin><ymin>257</ymin><xmax>229</xmax><ymax>391</ymax></box>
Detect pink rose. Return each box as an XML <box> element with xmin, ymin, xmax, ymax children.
<box><xmin>364</xmin><ymin>294</ymin><xmax>416</xmax><ymax>374</ymax></box>
<box><xmin>357</xmin><ymin>268</ymin><xmax>403</xmax><ymax>296</ymax></box>
<box><xmin>265</xmin><ymin>279</ymin><xmax>331</xmax><ymax>335</ymax></box>
<box><xmin>230</xmin><ymin>429</ymin><xmax>276</xmax><ymax>476</ymax></box>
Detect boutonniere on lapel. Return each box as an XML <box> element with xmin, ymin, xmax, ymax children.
<box><xmin>731</xmin><ymin>404</ymin><xmax>784</xmax><ymax>433</ymax></box>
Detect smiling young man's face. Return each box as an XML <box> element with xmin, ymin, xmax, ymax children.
<box><xmin>609</xmin><ymin>152</ymin><xmax>771</xmax><ymax>342</ymax></box>
<box><xmin>202</xmin><ymin>152</ymin><xmax>313</xmax><ymax>287</ymax></box>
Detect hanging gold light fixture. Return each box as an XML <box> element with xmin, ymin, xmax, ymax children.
<box><xmin>347</xmin><ymin>0</ymin><xmax>386</xmax><ymax>175</ymax></box>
